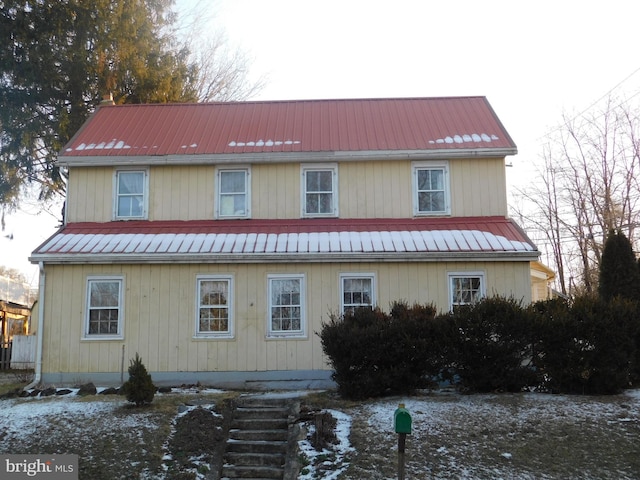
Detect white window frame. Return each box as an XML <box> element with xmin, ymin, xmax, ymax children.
<box><xmin>301</xmin><ymin>164</ymin><xmax>338</xmax><ymax>217</ymax></box>
<box><xmin>84</xmin><ymin>276</ymin><xmax>124</xmax><ymax>340</ymax></box>
<box><xmin>340</xmin><ymin>273</ymin><xmax>376</xmax><ymax>314</ymax></box>
<box><xmin>448</xmin><ymin>271</ymin><xmax>485</xmax><ymax>310</ymax></box>
<box><xmin>267</xmin><ymin>274</ymin><xmax>306</xmax><ymax>338</ymax></box>
<box><xmin>412</xmin><ymin>161</ymin><xmax>450</xmax><ymax>216</ymax></box>
<box><xmin>216</xmin><ymin>167</ymin><xmax>251</xmax><ymax>219</ymax></box>
<box><xmin>113</xmin><ymin>169</ymin><xmax>149</xmax><ymax>220</ymax></box>
<box><xmin>195</xmin><ymin>275</ymin><xmax>234</xmax><ymax>339</ymax></box>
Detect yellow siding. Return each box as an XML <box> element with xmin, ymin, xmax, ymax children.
<box><xmin>150</xmin><ymin>165</ymin><xmax>215</xmax><ymax>220</ymax></box>
<box><xmin>66</xmin><ymin>167</ymin><xmax>113</xmax><ymax>223</ymax></box>
<box><xmin>65</xmin><ymin>158</ymin><xmax>508</xmax><ymax>222</ymax></box>
<box><xmin>252</xmin><ymin>163</ymin><xmax>300</xmax><ymax>218</ymax></box>
<box><xmin>41</xmin><ymin>260</ymin><xmax>531</xmax><ymax>376</ymax></box>
<box><xmin>450</xmin><ymin>158</ymin><xmax>508</xmax><ymax>217</ymax></box>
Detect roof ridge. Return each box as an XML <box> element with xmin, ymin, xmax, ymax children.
<box><xmin>98</xmin><ymin>96</ymin><xmax>489</xmax><ymax>108</ymax></box>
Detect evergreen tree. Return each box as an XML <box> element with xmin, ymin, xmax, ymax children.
<box><xmin>0</xmin><ymin>0</ymin><xmax>199</xmax><ymax>211</ymax></box>
<box><xmin>121</xmin><ymin>353</ymin><xmax>155</xmax><ymax>406</ymax></box>
<box><xmin>598</xmin><ymin>229</ymin><xmax>640</xmax><ymax>301</ymax></box>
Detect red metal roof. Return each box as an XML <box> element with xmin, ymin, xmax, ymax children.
<box><xmin>31</xmin><ymin>217</ymin><xmax>537</xmax><ymax>263</ymax></box>
<box><xmin>60</xmin><ymin>97</ymin><xmax>516</xmax><ymax>159</ymax></box>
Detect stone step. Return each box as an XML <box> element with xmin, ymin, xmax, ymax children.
<box><xmin>221</xmin><ymin>464</ymin><xmax>284</xmax><ymax>479</ymax></box>
<box><xmin>236</xmin><ymin>395</ymin><xmax>297</xmax><ymax>408</ymax></box>
<box><xmin>234</xmin><ymin>406</ymin><xmax>290</xmax><ymax>419</ymax></box>
<box><xmin>232</xmin><ymin>418</ymin><xmax>289</xmax><ymax>430</ymax></box>
<box><xmin>221</xmin><ymin>396</ymin><xmax>300</xmax><ymax>480</ymax></box>
<box><xmin>226</xmin><ymin>440</ymin><xmax>288</xmax><ymax>455</ymax></box>
<box><xmin>225</xmin><ymin>451</ymin><xmax>285</xmax><ymax>467</ymax></box>
<box><xmin>229</xmin><ymin>428</ymin><xmax>289</xmax><ymax>442</ymax></box>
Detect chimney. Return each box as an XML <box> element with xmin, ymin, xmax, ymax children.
<box><xmin>100</xmin><ymin>92</ymin><xmax>115</xmax><ymax>106</ymax></box>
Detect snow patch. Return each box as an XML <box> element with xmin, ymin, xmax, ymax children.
<box><xmin>73</xmin><ymin>139</ymin><xmax>131</xmax><ymax>151</ymax></box>
<box><xmin>429</xmin><ymin>133</ymin><xmax>500</xmax><ymax>144</ymax></box>
<box><xmin>228</xmin><ymin>139</ymin><xmax>301</xmax><ymax>147</ymax></box>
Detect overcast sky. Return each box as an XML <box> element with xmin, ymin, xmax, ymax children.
<box><xmin>3</xmin><ymin>0</ymin><xmax>640</xmax><ymax>284</ymax></box>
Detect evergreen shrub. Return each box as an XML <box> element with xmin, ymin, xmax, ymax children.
<box><xmin>121</xmin><ymin>353</ymin><xmax>155</xmax><ymax>406</ymax></box>
<box><xmin>533</xmin><ymin>295</ymin><xmax>638</xmax><ymax>394</ymax></box>
<box><xmin>447</xmin><ymin>296</ymin><xmax>540</xmax><ymax>392</ymax></box>
<box><xmin>319</xmin><ymin>302</ymin><xmax>451</xmax><ymax>399</ymax></box>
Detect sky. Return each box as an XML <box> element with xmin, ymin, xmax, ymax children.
<box><xmin>2</xmin><ymin>0</ymin><xmax>640</xmax><ymax>285</ymax></box>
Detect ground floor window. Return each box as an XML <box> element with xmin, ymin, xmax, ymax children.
<box><xmin>448</xmin><ymin>272</ymin><xmax>485</xmax><ymax>310</ymax></box>
<box><xmin>85</xmin><ymin>276</ymin><xmax>124</xmax><ymax>339</ymax></box>
<box><xmin>268</xmin><ymin>274</ymin><xmax>305</xmax><ymax>337</ymax></box>
<box><xmin>340</xmin><ymin>273</ymin><xmax>375</xmax><ymax>314</ymax></box>
<box><xmin>196</xmin><ymin>275</ymin><xmax>233</xmax><ymax>338</ymax></box>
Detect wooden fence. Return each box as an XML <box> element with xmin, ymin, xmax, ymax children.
<box><xmin>0</xmin><ymin>341</ymin><xmax>11</xmax><ymax>370</ymax></box>
<box><xmin>10</xmin><ymin>336</ymin><xmax>36</xmax><ymax>369</ymax></box>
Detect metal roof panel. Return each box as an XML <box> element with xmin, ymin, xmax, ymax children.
<box><xmin>60</xmin><ymin>97</ymin><xmax>516</xmax><ymax>160</ymax></box>
<box><xmin>31</xmin><ymin>217</ymin><xmax>537</xmax><ymax>261</ymax></box>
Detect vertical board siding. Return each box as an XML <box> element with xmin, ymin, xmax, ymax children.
<box><xmin>150</xmin><ymin>165</ymin><xmax>215</xmax><ymax>221</ymax></box>
<box><xmin>65</xmin><ymin>158</ymin><xmax>508</xmax><ymax>223</ymax></box>
<box><xmin>42</xmin><ymin>260</ymin><xmax>531</xmax><ymax>376</ymax></box>
<box><xmin>339</xmin><ymin>161</ymin><xmax>412</xmax><ymax>218</ymax></box>
<box><xmin>252</xmin><ymin>163</ymin><xmax>300</xmax><ymax>219</ymax></box>
<box><xmin>66</xmin><ymin>167</ymin><xmax>112</xmax><ymax>222</ymax></box>
<box><xmin>450</xmin><ymin>158</ymin><xmax>507</xmax><ymax>217</ymax></box>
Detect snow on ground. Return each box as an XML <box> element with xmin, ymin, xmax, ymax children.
<box><xmin>352</xmin><ymin>389</ymin><xmax>640</xmax><ymax>479</ymax></box>
<box><xmin>0</xmin><ymin>395</ymin><xmax>158</xmax><ymax>439</ymax></box>
<box><xmin>1</xmin><ymin>388</ymin><xmax>639</xmax><ymax>479</ymax></box>
<box><xmin>298</xmin><ymin>409</ymin><xmax>354</xmax><ymax>480</ymax></box>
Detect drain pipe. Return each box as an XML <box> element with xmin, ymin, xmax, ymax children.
<box><xmin>25</xmin><ymin>261</ymin><xmax>45</xmax><ymax>390</ymax></box>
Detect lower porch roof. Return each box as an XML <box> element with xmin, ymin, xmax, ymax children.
<box><xmin>30</xmin><ymin>217</ymin><xmax>539</xmax><ymax>264</ymax></box>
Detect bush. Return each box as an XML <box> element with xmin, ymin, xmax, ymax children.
<box><xmin>447</xmin><ymin>296</ymin><xmax>539</xmax><ymax>393</ymax></box>
<box><xmin>121</xmin><ymin>353</ymin><xmax>155</xmax><ymax>406</ymax></box>
<box><xmin>319</xmin><ymin>302</ymin><xmax>452</xmax><ymax>399</ymax></box>
<box><xmin>533</xmin><ymin>295</ymin><xmax>638</xmax><ymax>394</ymax></box>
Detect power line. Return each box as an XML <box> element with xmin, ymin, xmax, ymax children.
<box><xmin>539</xmin><ymin>65</ymin><xmax>640</xmax><ymax>141</ymax></box>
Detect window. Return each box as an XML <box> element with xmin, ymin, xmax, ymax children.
<box><xmin>340</xmin><ymin>274</ymin><xmax>375</xmax><ymax>314</ymax></box>
<box><xmin>85</xmin><ymin>277</ymin><xmax>124</xmax><ymax>339</ymax></box>
<box><xmin>413</xmin><ymin>163</ymin><xmax>449</xmax><ymax>215</ymax></box>
<box><xmin>115</xmin><ymin>170</ymin><xmax>147</xmax><ymax>219</ymax></box>
<box><xmin>268</xmin><ymin>275</ymin><xmax>305</xmax><ymax>337</ymax></box>
<box><xmin>217</xmin><ymin>168</ymin><xmax>250</xmax><ymax>218</ymax></box>
<box><xmin>302</xmin><ymin>165</ymin><xmax>338</xmax><ymax>217</ymax></box>
<box><xmin>196</xmin><ymin>275</ymin><xmax>233</xmax><ymax>338</ymax></box>
<box><xmin>448</xmin><ymin>272</ymin><xmax>485</xmax><ymax>310</ymax></box>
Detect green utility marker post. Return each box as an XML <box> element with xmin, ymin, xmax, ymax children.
<box><xmin>394</xmin><ymin>403</ymin><xmax>412</xmax><ymax>480</ymax></box>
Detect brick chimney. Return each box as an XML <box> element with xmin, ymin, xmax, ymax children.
<box><xmin>100</xmin><ymin>92</ymin><xmax>115</xmax><ymax>105</ymax></box>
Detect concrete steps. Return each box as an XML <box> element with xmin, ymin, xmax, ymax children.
<box><xmin>221</xmin><ymin>395</ymin><xmax>299</xmax><ymax>480</ymax></box>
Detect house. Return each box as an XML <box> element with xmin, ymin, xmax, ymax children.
<box><xmin>0</xmin><ymin>276</ymin><xmax>33</xmax><ymax>369</ymax></box>
<box><xmin>30</xmin><ymin>97</ymin><xmax>539</xmax><ymax>388</ymax></box>
<box><xmin>530</xmin><ymin>261</ymin><xmax>556</xmax><ymax>302</ymax></box>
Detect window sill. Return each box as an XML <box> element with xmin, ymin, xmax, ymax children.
<box><xmin>266</xmin><ymin>333</ymin><xmax>307</xmax><ymax>340</ymax></box>
<box><xmin>81</xmin><ymin>335</ymin><xmax>124</xmax><ymax>341</ymax></box>
<box><xmin>192</xmin><ymin>334</ymin><xmax>235</xmax><ymax>341</ymax></box>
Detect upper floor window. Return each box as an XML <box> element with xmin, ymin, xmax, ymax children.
<box><xmin>85</xmin><ymin>276</ymin><xmax>124</xmax><ymax>340</ymax></box>
<box><xmin>115</xmin><ymin>170</ymin><xmax>147</xmax><ymax>219</ymax></box>
<box><xmin>413</xmin><ymin>162</ymin><xmax>449</xmax><ymax>215</ymax></box>
<box><xmin>302</xmin><ymin>165</ymin><xmax>338</xmax><ymax>217</ymax></box>
<box><xmin>267</xmin><ymin>274</ymin><xmax>305</xmax><ymax>338</ymax></box>
<box><xmin>196</xmin><ymin>275</ymin><xmax>233</xmax><ymax>338</ymax></box>
<box><xmin>217</xmin><ymin>168</ymin><xmax>250</xmax><ymax>218</ymax></box>
<box><xmin>448</xmin><ymin>272</ymin><xmax>485</xmax><ymax>310</ymax></box>
<box><xmin>340</xmin><ymin>273</ymin><xmax>375</xmax><ymax>314</ymax></box>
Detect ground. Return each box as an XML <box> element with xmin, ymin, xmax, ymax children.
<box><xmin>0</xmin><ymin>380</ymin><xmax>639</xmax><ymax>479</ymax></box>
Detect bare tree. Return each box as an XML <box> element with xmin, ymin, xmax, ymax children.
<box><xmin>176</xmin><ymin>1</ymin><xmax>266</xmax><ymax>102</ymax></box>
<box><xmin>515</xmin><ymin>95</ymin><xmax>640</xmax><ymax>295</ymax></box>
<box><xmin>192</xmin><ymin>34</ymin><xmax>266</xmax><ymax>102</ymax></box>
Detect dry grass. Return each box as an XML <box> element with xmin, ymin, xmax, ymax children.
<box><xmin>1</xmin><ymin>385</ymin><xmax>639</xmax><ymax>479</ymax></box>
<box><xmin>326</xmin><ymin>390</ymin><xmax>640</xmax><ymax>479</ymax></box>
